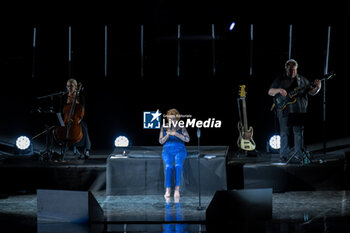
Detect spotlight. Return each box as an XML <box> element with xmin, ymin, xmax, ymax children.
<box><xmin>16</xmin><ymin>136</ymin><xmax>31</xmax><ymax>150</ymax></box>
<box><xmin>114</xmin><ymin>136</ymin><xmax>129</xmax><ymax>148</ymax></box>
<box><xmin>15</xmin><ymin>136</ymin><xmax>34</xmax><ymax>155</ymax></box>
<box><xmin>113</xmin><ymin>135</ymin><xmax>130</xmax><ymax>157</ymax></box>
<box><xmin>269</xmin><ymin>135</ymin><xmax>281</xmax><ymax>150</ymax></box>
<box><xmin>229</xmin><ymin>22</ymin><xmax>236</xmax><ymax>31</ymax></box>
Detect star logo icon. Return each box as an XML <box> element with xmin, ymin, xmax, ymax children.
<box><xmin>150</xmin><ymin>109</ymin><xmax>161</xmax><ymax>122</ymax></box>
<box><xmin>143</xmin><ymin>110</ymin><xmax>162</xmax><ymax>129</ymax></box>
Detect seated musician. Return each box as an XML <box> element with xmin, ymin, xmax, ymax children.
<box><xmin>58</xmin><ymin>78</ymin><xmax>91</xmax><ymax>159</ymax></box>
<box><xmin>268</xmin><ymin>59</ymin><xmax>321</xmax><ymax>163</ymax></box>
<box><xmin>159</xmin><ymin>109</ymin><xmax>190</xmax><ymax>199</ymax></box>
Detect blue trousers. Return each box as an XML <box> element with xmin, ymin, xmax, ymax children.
<box><xmin>162</xmin><ymin>146</ymin><xmax>187</xmax><ymax>188</ymax></box>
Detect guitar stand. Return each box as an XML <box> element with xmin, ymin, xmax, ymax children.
<box><xmin>233</xmin><ymin>148</ymin><xmax>259</xmax><ymax>158</ymax></box>
<box><xmin>285</xmin><ymin>148</ymin><xmax>312</xmax><ymax>165</ymax></box>
<box><xmin>32</xmin><ymin>125</ymin><xmax>55</xmax><ymax>162</ymax></box>
<box><xmin>285</xmin><ymin>151</ymin><xmax>301</xmax><ymax>165</ymax></box>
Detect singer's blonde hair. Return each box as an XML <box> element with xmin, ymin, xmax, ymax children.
<box><xmin>166</xmin><ymin>108</ymin><xmax>180</xmax><ymax>121</ymax></box>
<box><xmin>67</xmin><ymin>78</ymin><xmax>78</xmax><ymax>86</ymax></box>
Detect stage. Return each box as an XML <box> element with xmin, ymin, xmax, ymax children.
<box><xmin>1</xmin><ymin>142</ymin><xmax>350</xmax><ymax>232</ymax></box>
<box><xmin>1</xmin><ymin>190</ymin><xmax>350</xmax><ymax>232</ymax></box>
<box><xmin>0</xmin><ymin>2</ymin><xmax>347</xmax><ymax>232</ymax></box>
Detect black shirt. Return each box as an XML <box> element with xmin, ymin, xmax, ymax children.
<box><xmin>270</xmin><ymin>73</ymin><xmax>310</xmax><ymax>115</ymax></box>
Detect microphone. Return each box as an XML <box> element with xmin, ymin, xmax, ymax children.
<box><xmin>324</xmin><ymin>72</ymin><xmax>335</xmax><ymax>80</ymax></box>
<box><xmin>197</xmin><ymin>128</ymin><xmax>201</xmax><ymax>139</ymax></box>
<box><xmin>60</xmin><ymin>90</ymin><xmax>69</xmax><ymax>95</ymax></box>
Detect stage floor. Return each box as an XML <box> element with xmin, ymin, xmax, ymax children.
<box><xmin>1</xmin><ymin>191</ymin><xmax>350</xmax><ymax>232</ymax></box>
<box><xmin>1</xmin><ymin>140</ymin><xmax>350</xmax><ymax>232</ymax></box>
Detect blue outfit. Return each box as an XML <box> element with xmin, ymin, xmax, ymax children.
<box><xmin>161</xmin><ymin>129</ymin><xmax>187</xmax><ymax>188</ymax></box>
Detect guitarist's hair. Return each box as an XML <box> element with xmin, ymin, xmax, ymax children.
<box><xmin>285</xmin><ymin>59</ymin><xmax>298</xmax><ymax>68</ymax></box>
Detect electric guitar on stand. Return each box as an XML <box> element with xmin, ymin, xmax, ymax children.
<box><xmin>237</xmin><ymin>85</ymin><xmax>256</xmax><ymax>151</ymax></box>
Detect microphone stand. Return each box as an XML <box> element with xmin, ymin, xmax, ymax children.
<box><xmin>196</xmin><ymin>128</ymin><xmax>205</xmax><ymax>210</ymax></box>
<box><xmin>37</xmin><ymin>91</ymin><xmax>67</xmax><ymax>100</ymax></box>
<box><xmin>36</xmin><ymin>90</ymin><xmax>67</xmax><ymax>161</ymax></box>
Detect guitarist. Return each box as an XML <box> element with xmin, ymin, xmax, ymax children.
<box><xmin>268</xmin><ymin>59</ymin><xmax>321</xmax><ymax>162</ymax></box>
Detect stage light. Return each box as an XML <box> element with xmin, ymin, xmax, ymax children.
<box><xmin>16</xmin><ymin>136</ymin><xmax>31</xmax><ymax>150</ymax></box>
<box><xmin>113</xmin><ymin>135</ymin><xmax>130</xmax><ymax>157</ymax></box>
<box><xmin>114</xmin><ymin>136</ymin><xmax>129</xmax><ymax>148</ymax></box>
<box><xmin>269</xmin><ymin>135</ymin><xmax>281</xmax><ymax>150</ymax></box>
<box><xmin>15</xmin><ymin>136</ymin><xmax>34</xmax><ymax>156</ymax></box>
<box><xmin>229</xmin><ymin>22</ymin><xmax>236</xmax><ymax>31</ymax></box>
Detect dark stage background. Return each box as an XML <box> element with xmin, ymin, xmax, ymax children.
<box><xmin>0</xmin><ymin>2</ymin><xmax>349</xmax><ymax>152</ymax></box>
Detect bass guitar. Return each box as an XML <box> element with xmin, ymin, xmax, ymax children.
<box><xmin>272</xmin><ymin>72</ymin><xmax>335</xmax><ymax>111</ymax></box>
<box><xmin>237</xmin><ymin>85</ymin><xmax>256</xmax><ymax>151</ymax></box>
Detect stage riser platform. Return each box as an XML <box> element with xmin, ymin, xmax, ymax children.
<box><xmin>0</xmin><ymin>166</ymin><xmax>106</xmax><ymax>193</ymax></box>
<box><xmin>1</xmin><ymin>151</ymin><xmax>349</xmax><ymax>194</ymax></box>
<box><xmin>227</xmin><ymin>160</ymin><xmax>348</xmax><ymax>193</ymax></box>
<box><xmin>106</xmin><ymin>156</ymin><xmax>227</xmax><ymax>196</ymax></box>
<box><xmin>106</xmin><ymin>146</ymin><xmax>229</xmax><ymax>196</ymax></box>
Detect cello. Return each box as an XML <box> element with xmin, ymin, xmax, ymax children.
<box><xmin>55</xmin><ymin>83</ymin><xmax>84</xmax><ymax>145</ymax></box>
